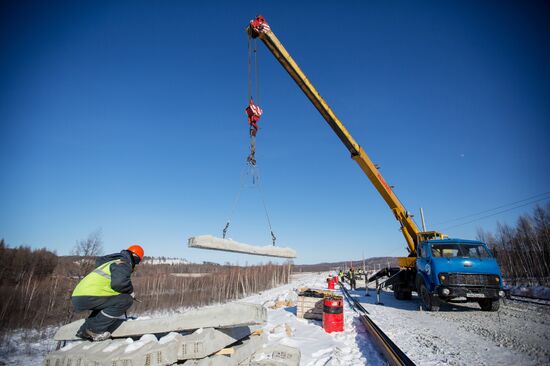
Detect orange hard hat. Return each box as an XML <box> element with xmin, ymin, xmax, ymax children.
<box><xmin>127</xmin><ymin>244</ymin><xmax>144</xmax><ymax>260</ymax></box>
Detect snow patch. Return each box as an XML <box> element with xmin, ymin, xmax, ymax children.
<box><xmin>124</xmin><ymin>334</ymin><xmax>157</xmax><ymax>353</ymax></box>
<box><xmin>159</xmin><ymin>332</ymin><xmax>180</xmax><ymax>345</ymax></box>
<box><xmin>143</xmin><ymin>257</ymin><xmax>191</xmax><ymax>265</ymax></box>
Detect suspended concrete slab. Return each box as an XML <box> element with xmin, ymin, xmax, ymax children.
<box><xmin>188</xmin><ymin>235</ymin><xmax>297</xmax><ymax>259</ymax></box>
<box><xmin>54</xmin><ymin>302</ymin><xmax>266</xmax><ymax>341</ymax></box>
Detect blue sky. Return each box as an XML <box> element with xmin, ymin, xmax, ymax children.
<box><xmin>1</xmin><ymin>1</ymin><xmax>549</xmax><ymax>264</ymax></box>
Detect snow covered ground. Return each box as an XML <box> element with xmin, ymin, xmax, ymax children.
<box><xmin>239</xmin><ymin>273</ymin><xmax>385</xmax><ymax>365</ymax></box>
<box><xmin>0</xmin><ymin>272</ymin><xmax>385</xmax><ymax>365</ymax></box>
<box><xmin>2</xmin><ymin>272</ymin><xmax>548</xmax><ymax>365</ymax></box>
<box><xmin>353</xmin><ymin>280</ymin><xmax>550</xmax><ymax>365</ymax></box>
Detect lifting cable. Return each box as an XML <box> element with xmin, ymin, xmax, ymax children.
<box><xmin>255</xmin><ymin>166</ymin><xmax>277</xmax><ymax>246</ymax></box>
<box><xmin>221</xmin><ymin>165</ymin><xmax>277</xmax><ymax>246</ymax></box>
<box><xmin>247</xmin><ymin>35</ymin><xmax>260</xmax><ymax>106</ymax></box>
<box><xmin>246</xmin><ymin>35</ymin><xmax>262</xmax><ymax>166</ymax></box>
<box><xmin>222</xmin><ymin>37</ymin><xmax>277</xmax><ymax>245</ymax></box>
<box><xmin>222</xmin><ymin>167</ymin><xmax>248</xmax><ymax>239</ymax></box>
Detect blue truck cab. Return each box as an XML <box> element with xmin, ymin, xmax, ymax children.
<box><xmin>415</xmin><ymin>238</ymin><xmax>504</xmax><ymax>311</ymax></box>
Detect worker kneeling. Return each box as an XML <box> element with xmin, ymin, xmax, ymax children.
<box><xmin>71</xmin><ymin>245</ymin><xmax>144</xmax><ymax>341</ymax></box>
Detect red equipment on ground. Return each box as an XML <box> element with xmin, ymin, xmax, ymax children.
<box><xmin>323</xmin><ymin>296</ymin><xmax>344</xmax><ymax>333</ymax></box>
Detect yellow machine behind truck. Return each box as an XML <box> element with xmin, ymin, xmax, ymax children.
<box><xmin>247</xmin><ymin>15</ymin><xmax>505</xmax><ymax>311</ymax></box>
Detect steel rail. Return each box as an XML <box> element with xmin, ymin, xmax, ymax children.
<box><xmin>340</xmin><ymin>282</ymin><xmax>416</xmax><ymax>366</ymax></box>
<box><xmin>508</xmin><ymin>295</ymin><xmax>550</xmax><ymax>307</ymax></box>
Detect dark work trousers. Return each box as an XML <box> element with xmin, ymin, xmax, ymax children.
<box><xmin>72</xmin><ymin>294</ymin><xmax>133</xmax><ymax>333</ymax></box>
<box><xmin>350</xmin><ymin>278</ymin><xmax>356</xmax><ymax>290</ymax></box>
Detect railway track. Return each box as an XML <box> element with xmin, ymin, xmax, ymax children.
<box><xmin>340</xmin><ymin>282</ymin><xmax>416</xmax><ymax>366</ymax></box>
<box><xmin>508</xmin><ymin>294</ymin><xmax>550</xmax><ymax>307</ymax></box>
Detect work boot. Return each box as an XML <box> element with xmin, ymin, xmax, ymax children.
<box><xmin>76</xmin><ymin>328</ymin><xmax>111</xmax><ymax>341</ymax></box>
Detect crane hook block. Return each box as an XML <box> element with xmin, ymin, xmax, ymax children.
<box><xmin>245</xmin><ymin>98</ymin><xmax>263</xmax><ymax>137</ymax></box>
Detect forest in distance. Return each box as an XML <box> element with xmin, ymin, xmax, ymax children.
<box><xmin>0</xmin><ymin>239</ymin><xmax>290</xmax><ymax>340</ymax></box>
<box><xmin>476</xmin><ymin>203</ymin><xmax>550</xmax><ymax>286</ymax></box>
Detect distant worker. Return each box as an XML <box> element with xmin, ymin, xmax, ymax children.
<box><xmin>348</xmin><ymin>267</ymin><xmax>356</xmax><ymax>290</ymax></box>
<box><xmin>338</xmin><ymin>270</ymin><xmax>344</xmax><ymax>282</ymax></box>
<box><xmin>71</xmin><ymin>245</ymin><xmax>144</xmax><ymax>341</ymax></box>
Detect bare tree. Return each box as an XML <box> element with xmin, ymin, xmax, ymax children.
<box><xmin>72</xmin><ymin>229</ymin><xmax>104</xmax><ymax>257</ymax></box>
<box><xmin>71</xmin><ymin>229</ymin><xmax>104</xmax><ymax>278</ymax></box>
<box><xmin>477</xmin><ymin>204</ymin><xmax>550</xmax><ymax>285</ymax></box>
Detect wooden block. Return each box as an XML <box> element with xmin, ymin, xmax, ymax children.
<box><xmin>213</xmin><ymin>347</ymin><xmax>235</xmax><ymax>356</ymax></box>
<box><xmin>284</xmin><ymin>323</ymin><xmax>293</xmax><ymax>337</ymax></box>
<box><xmin>251</xmin><ymin>329</ymin><xmax>264</xmax><ymax>336</ymax></box>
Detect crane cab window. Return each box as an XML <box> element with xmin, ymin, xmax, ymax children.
<box><xmin>430</xmin><ymin>243</ymin><xmax>492</xmax><ymax>258</ymax></box>
<box><xmin>421</xmin><ymin>243</ymin><xmax>431</xmax><ymax>258</ymax></box>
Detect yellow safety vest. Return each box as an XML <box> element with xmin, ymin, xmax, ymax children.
<box><xmin>72</xmin><ymin>260</ymin><xmax>123</xmax><ymax>297</ymax></box>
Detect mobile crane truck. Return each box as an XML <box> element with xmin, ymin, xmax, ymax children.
<box><xmin>247</xmin><ymin>16</ymin><xmax>505</xmax><ymax>311</ymax></box>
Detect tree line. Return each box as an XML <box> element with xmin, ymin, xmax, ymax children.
<box><xmin>0</xmin><ymin>237</ymin><xmax>290</xmax><ymax>344</ymax></box>
<box><xmin>476</xmin><ymin>203</ymin><xmax>550</xmax><ymax>285</ymax></box>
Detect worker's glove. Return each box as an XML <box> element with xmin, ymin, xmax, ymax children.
<box><xmin>130</xmin><ymin>292</ymin><xmax>136</xmax><ymax>299</ymax></box>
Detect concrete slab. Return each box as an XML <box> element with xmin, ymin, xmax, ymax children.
<box><xmin>246</xmin><ymin>344</ymin><xmax>301</xmax><ymax>366</ymax></box>
<box><xmin>175</xmin><ymin>325</ymin><xmax>261</xmax><ymax>360</ymax></box>
<box><xmin>55</xmin><ymin>302</ymin><xmax>266</xmax><ymax>341</ymax></box>
<box><xmin>184</xmin><ymin>332</ymin><xmax>267</xmax><ymax>366</ymax></box>
<box><xmin>44</xmin><ymin>339</ymin><xmax>125</xmax><ymax>366</ymax></box>
<box><xmin>45</xmin><ymin>326</ymin><xmax>263</xmax><ymax>366</ymax></box>
<box><xmin>107</xmin><ymin>336</ymin><xmax>178</xmax><ymax>366</ymax></box>
<box><xmin>188</xmin><ymin>235</ymin><xmax>297</xmax><ymax>259</ymax></box>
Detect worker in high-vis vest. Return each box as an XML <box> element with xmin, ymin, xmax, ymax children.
<box><xmin>348</xmin><ymin>267</ymin><xmax>356</xmax><ymax>290</ymax></box>
<box><xmin>71</xmin><ymin>244</ymin><xmax>144</xmax><ymax>341</ymax></box>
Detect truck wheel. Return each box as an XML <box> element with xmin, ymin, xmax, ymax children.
<box><xmin>478</xmin><ymin>298</ymin><xmax>500</xmax><ymax>311</ymax></box>
<box><xmin>420</xmin><ymin>284</ymin><xmax>440</xmax><ymax>311</ymax></box>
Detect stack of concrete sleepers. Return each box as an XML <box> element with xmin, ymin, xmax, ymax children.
<box><xmin>297</xmin><ymin>288</ymin><xmax>333</xmax><ymax>320</ymax></box>
<box><xmin>44</xmin><ymin>302</ymin><xmax>300</xmax><ymax>366</ymax></box>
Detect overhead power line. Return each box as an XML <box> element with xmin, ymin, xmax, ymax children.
<box><xmin>434</xmin><ymin>191</ymin><xmax>550</xmax><ymax>226</ymax></box>
<box><xmin>441</xmin><ymin>196</ymin><xmax>550</xmax><ymax>230</ymax></box>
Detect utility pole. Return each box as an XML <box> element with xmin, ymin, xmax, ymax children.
<box><xmin>363</xmin><ymin>250</ymin><xmax>370</xmax><ymax>297</ymax></box>
<box><xmin>420</xmin><ymin>207</ymin><xmax>427</xmax><ymax>232</ymax></box>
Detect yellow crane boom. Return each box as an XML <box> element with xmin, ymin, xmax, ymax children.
<box><xmin>247</xmin><ymin>16</ymin><xmax>444</xmax><ymax>258</ymax></box>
